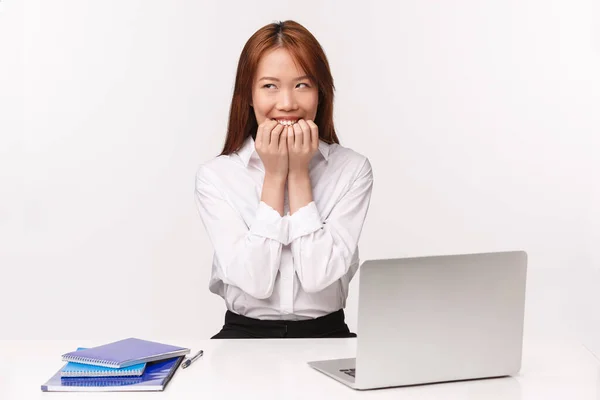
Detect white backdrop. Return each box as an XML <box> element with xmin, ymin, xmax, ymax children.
<box><xmin>1</xmin><ymin>0</ymin><xmax>599</xmax><ymax>341</ymax></box>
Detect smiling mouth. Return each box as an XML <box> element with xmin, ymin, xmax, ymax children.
<box><xmin>274</xmin><ymin>119</ymin><xmax>299</xmax><ymax>126</ymax></box>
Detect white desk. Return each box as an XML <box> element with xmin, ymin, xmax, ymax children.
<box><xmin>1</xmin><ymin>337</ymin><xmax>599</xmax><ymax>399</ymax></box>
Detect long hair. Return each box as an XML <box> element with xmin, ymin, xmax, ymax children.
<box><xmin>220</xmin><ymin>20</ymin><xmax>340</xmax><ymax>156</ymax></box>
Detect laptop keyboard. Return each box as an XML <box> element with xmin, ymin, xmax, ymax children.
<box><xmin>340</xmin><ymin>368</ymin><xmax>355</xmax><ymax>378</ymax></box>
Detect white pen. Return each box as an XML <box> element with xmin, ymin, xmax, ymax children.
<box><xmin>181</xmin><ymin>350</ymin><xmax>204</xmax><ymax>369</ymax></box>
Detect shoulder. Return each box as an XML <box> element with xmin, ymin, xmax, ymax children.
<box><xmin>328</xmin><ymin>142</ymin><xmax>373</xmax><ymax>181</ymax></box>
<box><xmin>195</xmin><ymin>155</ymin><xmax>236</xmax><ymax>188</ymax></box>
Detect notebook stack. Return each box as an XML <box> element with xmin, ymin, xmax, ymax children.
<box><xmin>41</xmin><ymin>338</ymin><xmax>190</xmax><ymax>392</ymax></box>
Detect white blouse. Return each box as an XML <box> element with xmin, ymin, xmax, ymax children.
<box><xmin>194</xmin><ymin>135</ymin><xmax>374</xmax><ymax>320</ymax></box>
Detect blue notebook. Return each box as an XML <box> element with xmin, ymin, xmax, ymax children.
<box><xmin>61</xmin><ymin>338</ymin><xmax>190</xmax><ymax>368</ymax></box>
<box><xmin>61</xmin><ymin>348</ymin><xmax>146</xmax><ymax>377</ymax></box>
<box><xmin>41</xmin><ymin>356</ymin><xmax>183</xmax><ymax>392</ymax></box>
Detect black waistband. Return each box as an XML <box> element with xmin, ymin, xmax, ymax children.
<box><xmin>215</xmin><ymin>309</ymin><xmax>355</xmax><ymax>339</ymax></box>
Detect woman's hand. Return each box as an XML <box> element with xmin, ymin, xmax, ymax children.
<box><xmin>255</xmin><ymin>119</ymin><xmax>288</xmax><ymax>181</ymax></box>
<box><xmin>287</xmin><ymin>119</ymin><xmax>319</xmax><ymax>176</ymax></box>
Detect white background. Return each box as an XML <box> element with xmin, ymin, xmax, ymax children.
<box><xmin>1</xmin><ymin>0</ymin><xmax>599</xmax><ymax>341</ymax></box>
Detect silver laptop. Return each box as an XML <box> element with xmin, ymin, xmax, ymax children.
<box><xmin>308</xmin><ymin>251</ymin><xmax>528</xmax><ymax>390</ymax></box>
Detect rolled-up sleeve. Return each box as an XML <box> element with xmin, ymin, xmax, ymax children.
<box><xmin>287</xmin><ymin>158</ymin><xmax>374</xmax><ymax>293</ymax></box>
<box><xmin>194</xmin><ymin>167</ymin><xmax>288</xmax><ymax>299</ymax></box>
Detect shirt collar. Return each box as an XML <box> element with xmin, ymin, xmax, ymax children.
<box><xmin>236</xmin><ymin>136</ymin><xmax>331</xmax><ymax>168</ymax></box>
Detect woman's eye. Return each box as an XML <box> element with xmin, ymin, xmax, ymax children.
<box><xmin>262</xmin><ymin>83</ymin><xmax>310</xmax><ymax>89</ymax></box>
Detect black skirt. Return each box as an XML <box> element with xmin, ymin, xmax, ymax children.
<box><xmin>211</xmin><ymin>309</ymin><xmax>357</xmax><ymax>339</ymax></box>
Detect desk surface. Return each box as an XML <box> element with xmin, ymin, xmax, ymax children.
<box><xmin>1</xmin><ymin>337</ymin><xmax>599</xmax><ymax>399</ymax></box>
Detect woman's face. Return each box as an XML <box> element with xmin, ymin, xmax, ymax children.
<box><xmin>251</xmin><ymin>48</ymin><xmax>319</xmax><ymax>127</ymax></box>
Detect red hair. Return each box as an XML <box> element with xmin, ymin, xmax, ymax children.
<box><xmin>220</xmin><ymin>20</ymin><xmax>340</xmax><ymax>156</ymax></box>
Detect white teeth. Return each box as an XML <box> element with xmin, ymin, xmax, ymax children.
<box><xmin>276</xmin><ymin>120</ymin><xmax>297</xmax><ymax>126</ymax></box>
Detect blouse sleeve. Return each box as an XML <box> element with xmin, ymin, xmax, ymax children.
<box><xmin>194</xmin><ymin>166</ymin><xmax>289</xmax><ymax>299</ymax></box>
<box><xmin>286</xmin><ymin>158</ymin><xmax>374</xmax><ymax>293</ymax></box>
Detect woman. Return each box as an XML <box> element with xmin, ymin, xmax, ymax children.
<box><xmin>195</xmin><ymin>20</ymin><xmax>374</xmax><ymax>339</ymax></box>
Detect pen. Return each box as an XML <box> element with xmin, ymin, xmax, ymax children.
<box><xmin>181</xmin><ymin>350</ymin><xmax>204</xmax><ymax>369</ymax></box>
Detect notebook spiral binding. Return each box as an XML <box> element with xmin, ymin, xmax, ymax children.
<box><xmin>61</xmin><ymin>377</ymin><xmax>143</xmax><ymax>386</ymax></box>
<box><xmin>62</xmin><ymin>355</ymin><xmax>120</xmax><ymax>368</ymax></box>
<box><xmin>63</xmin><ymin>369</ymin><xmax>140</xmax><ymax>377</ymax></box>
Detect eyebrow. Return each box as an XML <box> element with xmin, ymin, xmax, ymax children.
<box><xmin>258</xmin><ymin>75</ymin><xmax>312</xmax><ymax>82</ymax></box>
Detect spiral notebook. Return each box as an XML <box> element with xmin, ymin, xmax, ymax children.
<box><xmin>42</xmin><ymin>356</ymin><xmax>183</xmax><ymax>392</ymax></box>
<box><xmin>61</xmin><ymin>348</ymin><xmax>146</xmax><ymax>377</ymax></box>
<box><xmin>61</xmin><ymin>338</ymin><xmax>190</xmax><ymax>369</ymax></box>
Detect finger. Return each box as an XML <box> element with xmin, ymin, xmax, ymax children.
<box><xmin>272</xmin><ymin>123</ymin><xmax>284</xmax><ymax>148</ymax></box>
<box><xmin>287</xmin><ymin>125</ymin><xmax>294</xmax><ymax>151</ymax></box>
<box><xmin>255</xmin><ymin>121</ymin><xmax>265</xmax><ymax>148</ymax></box>
<box><xmin>298</xmin><ymin>118</ymin><xmax>314</xmax><ymax>152</ymax></box>
<box><xmin>260</xmin><ymin>119</ymin><xmax>273</xmax><ymax>145</ymax></box>
<box><xmin>306</xmin><ymin>120</ymin><xmax>319</xmax><ymax>151</ymax></box>
<box><xmin>297</xmin><ymin>119</ymin><xmax>310</xmax><ymax>137</ymax></box>
<box><xmin>300</xmin><ymin>122</ymin><xmax>310</xmax><ymax>150</ymax></box>
<box><xmin>278</xmin><ymin>125</ymin><xmax>288</xmax><ymax>152</ymax></box>
<box><xmin>269</xmin><ymin>121</ymin><xmax>282</xmax><ymax>148</ymax></box>
<box><xmin>258</xmin><ymin>119</ymin><xmax>275</xmax><ymax>147</ymax></box>
<box><xmin>305</xmin><ymin>128</ymin><xmax>311</xmax><ymax>151</ymax></box>
<box><xmin>293</xmin><ymin>123</ymin><xmax>303</xmax><ymax>150</ymax></box>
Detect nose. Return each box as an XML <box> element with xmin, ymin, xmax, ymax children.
<box><xmin>277</xmin><ymin>89</ymin><xmax>298</xmax><ymax>111</ymax></box>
